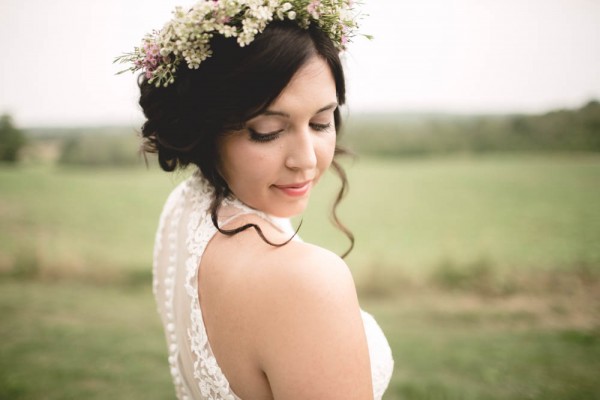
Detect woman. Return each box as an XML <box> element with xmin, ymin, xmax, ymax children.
<box><xmin>117</xmin><ymin>1</ymin><xmax>393</xmax><ymax>399</ymax></box>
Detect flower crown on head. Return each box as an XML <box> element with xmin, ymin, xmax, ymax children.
<box><xmin>115</xmin><ymin>0</ymin><xmax>370</xmax><ymax>88</ymax></box>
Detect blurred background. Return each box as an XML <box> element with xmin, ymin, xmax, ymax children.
<box><xmin>1</xmin><ymin>0</ymin><xmax>599</xmax><ymax>399</ymax></box>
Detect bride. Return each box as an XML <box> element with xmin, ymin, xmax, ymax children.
<box><xmin>117</xmin><ymin>1</ymin><xmax>393</xmax><ymax>399</ymax></box>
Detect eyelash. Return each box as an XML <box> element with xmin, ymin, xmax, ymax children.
<box><xmin>312</xmin><ymin>122</ymin><xmax>332</xmax><ymax>132</ymax></box>
<box><xmin>248</xmin><ymin>128</ymin><xmax>282</xmax><ymax>143</ymax></box>
<box><xmin>248</xmin><ymin>122</ymin><xmax>333</xmax><ymax>143</ymax></box>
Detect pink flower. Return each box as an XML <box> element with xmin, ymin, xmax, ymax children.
<box><xmin>307</xmin><ymin>0</ymin><xmax>320</xmax><ymax>18</ymax></box>
<box><xmin>143</xmin><ymin>42</ymin><xmax>160</xmax><ymax>58</ymax></box>
<box><xmin>340</xmin><ymin>25</ymin><xmax>349</xmax><ymax>46</ymax></box>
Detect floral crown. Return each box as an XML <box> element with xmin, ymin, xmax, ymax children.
<box><xmin>115</xmin><ymin>0</ymin><xmax>369</xmax><ymax>88</ymax></box>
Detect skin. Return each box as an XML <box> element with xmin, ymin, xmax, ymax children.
<box><xmin>217</xmin><ymin>56</ymin><xmax>338</xmax><ymax>218</ymax></box>
<box><xmin>200</xmin><ymin>56</ymin><xmax>374</xmax><ymax>399</ymax></box>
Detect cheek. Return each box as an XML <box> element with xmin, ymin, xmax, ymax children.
<box><xmin>218</xmin><ymin>139</ymin><xmax>251</xmax><ymax>183</ymax></box>
<box><xmin>220</xmin><ymin>140</ymin><xmax>275</xmax><ymax>186</ymax></box>
<box><xmin>317</xmin><ymin>133</ymin><xmax>337</xmax><ymax>169</ymax></box>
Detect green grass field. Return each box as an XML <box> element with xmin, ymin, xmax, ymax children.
<box><xmin>1</xmin><ymin>153</ymin><xmax>599</xmax><ymax>399</ymax></box>
<box><xmin>305</xmin><ymin>153</ymin><xmax>600</xmax><ymax>282</ymax></box>
<box><xmin>1</xmin><ymin>153</ymin><xmax>599</xmax><ymax>284</ymax></box>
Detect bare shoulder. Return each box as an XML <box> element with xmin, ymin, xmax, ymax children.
<box><xmin>204</xmin><ymin>215</ymin><xmax>372</xmax><ymax>398</ymax></box>
<box><xmin>215</xmin><ymin>213</ymin><xmax>358</xmax><ymax>314</ymax></box>
<box><xmin>253</xmin><ymin>237</ymin><xmax>360</xmax><ymax>340</ymax></box>
<box><xmin>208</xmin><ymin>214</ymin><xmax>357</xmax><ymax>307</ymax></box>
<box><xmin>248</xmin><ymin>232</ymin><xmax>372</xmax><ymax>399</ymax></box>
<box><xmin>228</xmin><ymin>219</ymin><xmax>360</xmax><ymax>319</ymax></box>
<box><xmin>264</xmin><ymin>240</ymin><xmax>355</xmax><ymax>296</ymax></box>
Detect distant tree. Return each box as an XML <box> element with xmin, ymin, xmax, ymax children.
<box><xmin>58</xmin><ymin>133</ymin><xmax>141</xmax><ymax>167</ymax></box>
<box><xmin>0</xmin><ymin>114</ymin><xmax>26</xmax><ymax>162</ymax></box>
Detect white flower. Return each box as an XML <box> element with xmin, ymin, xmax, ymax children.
<box><xmin>218</xmin><ymin>25</ymin><xmax>238</xmax><ymax>37</ymax></box>
<box><xmin>116</xmin><ymin>0</ymin><xmax>367</xmax><ymax>87</ymax></box>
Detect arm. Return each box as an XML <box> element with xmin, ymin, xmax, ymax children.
<box><xmin>254</xmin><ymin>243</ymin><xmax>373</xmax><ymax>400</ymax></box>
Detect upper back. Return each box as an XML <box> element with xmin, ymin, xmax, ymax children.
<box><xmin>153</xmin><ymin>173</ymin><xmax>391</xmax><ymax>400</ymax></box>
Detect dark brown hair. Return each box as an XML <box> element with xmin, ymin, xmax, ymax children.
<box><xmin>138</xmin><ymin>21</ymin><xmax>354</xmax><ymax>257</ymax></box>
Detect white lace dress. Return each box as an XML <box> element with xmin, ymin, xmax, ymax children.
<box><xmin>153</xmin><ymin>172</ymin><xmax>394</xmax><ymax>400</ymax></box>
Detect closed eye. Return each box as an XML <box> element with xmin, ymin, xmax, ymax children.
<box><xmin>310</xmin><ymin>122</ymin><xmax>332</xmax><ymax>132</ymax></box>
<box><xmin>248</xmin><ymin>128</ymin><xmax>283</xmax><ymax>143</ymax></box>
<box><xmin>248</xmin><ymin>122</ymin><xmax>332</xmax><ymax>142</ymax></box>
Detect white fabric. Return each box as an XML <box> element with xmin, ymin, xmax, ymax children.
<box><xmin>153</xmin><ymin>172</ymin><xmax>394</xmax><ymax>400</ymax></box>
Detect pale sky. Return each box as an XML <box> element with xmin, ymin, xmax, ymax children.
<box><xmin>0</xmin><ymin>0</ymin><xmax>599</xmax><ymax>127</ymax></box>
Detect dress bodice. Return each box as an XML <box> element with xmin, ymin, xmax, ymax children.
<box><xmin>153</xmin><ymin>173</ymin><xmax>394</xmax><ymax>399</ymax></box>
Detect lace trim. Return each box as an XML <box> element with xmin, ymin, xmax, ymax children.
<box><xmin>361</xmin><ymin>311</ymin><xmax>394</xmax><ymax>400</ymax></box>
<box><xmin>184</xmin><ymin>176</ymin><xmax>237</xmax><ymax>400</ymax></box>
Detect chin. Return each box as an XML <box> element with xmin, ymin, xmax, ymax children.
<box><xmin>269</xmin><ymin>200</ymin><xmax>309</xmax><ymax>219</ymax></box>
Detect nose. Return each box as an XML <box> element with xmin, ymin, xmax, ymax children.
<box><xmin>284</xmin><ymin>126</ymin><xmax>317</xmax><ymax>171</ymax></box>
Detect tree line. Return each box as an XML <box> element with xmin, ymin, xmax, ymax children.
<box><xmin>342</xmin><ymin>100</ymin><xmax>600</xmax><ymax>157</ymax></box>
<box><xmin>1</xmin><ymin>100</ymin><xmax>598</xmax><ymax>165</ymax></box>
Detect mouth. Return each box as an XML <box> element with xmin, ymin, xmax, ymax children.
<box><xmin>273</xmin><ymin>180</ymin><xmax>312</xmax><ymax>197</ymax></box>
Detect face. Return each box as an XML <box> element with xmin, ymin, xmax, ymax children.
<box><xmin>217</xmin><ymin>56</ymin><xmax>338</xmax><ymax>218</ymax></box>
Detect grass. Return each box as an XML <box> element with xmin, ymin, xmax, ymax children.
<box><xmin>368</xmin><ymin>286</ymin><xmax>600</xmax><ymax>400</ymax></box>
<box><xmin>1</xmin><ymin>278</ymin><xmax>597</xmax><ymax>400</ymax></box>
<box><xmin>0</xmin><ymin>280</ymin><xmax>173</xmax><ymax>400</ymax></box>
<box><xmin>1</xmin><ymin>153</ymin><xmax>599</xmax><ymax>399</ymax></box>
<box><xmin>0</xmin><ymin>164</ymin><xmax>189</xmax><ymax>281</ymax></box>
<box><xmin>300</xmin><ymin>153</ymin><xmax>600</xmax><ymax>288</ymax></box>
<box><xmin>1</xmin><ymin>153</ymin><xmax>599</xmax><ymax>287</ymax></box>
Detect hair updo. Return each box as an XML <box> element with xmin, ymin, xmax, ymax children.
<box><xmin>138</xmin><ymin>20</ymin><xmax>353</xmax><ymax>256</ymax></box>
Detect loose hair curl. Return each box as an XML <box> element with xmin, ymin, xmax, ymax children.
<box><xmin>139</xmin><ymin>21</ymin><xmax>354</xmax><ymax>257</ymax></box>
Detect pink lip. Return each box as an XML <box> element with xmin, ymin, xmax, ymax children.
<box><xmin>273</xmin><ymin>181</ymin><xmax>312</xmax><ymax>197</ymax></box>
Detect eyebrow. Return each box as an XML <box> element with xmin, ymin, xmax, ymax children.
<box><xmin>262</xmin><ymin>102</ymin><xmax>338</xmax><ymax>118</ymax></box>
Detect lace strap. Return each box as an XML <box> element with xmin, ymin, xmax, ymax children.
<box><xmin>184</xmin><ymin>176</ymin><xmax>238</xmax><ymax>400</ymax></box>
